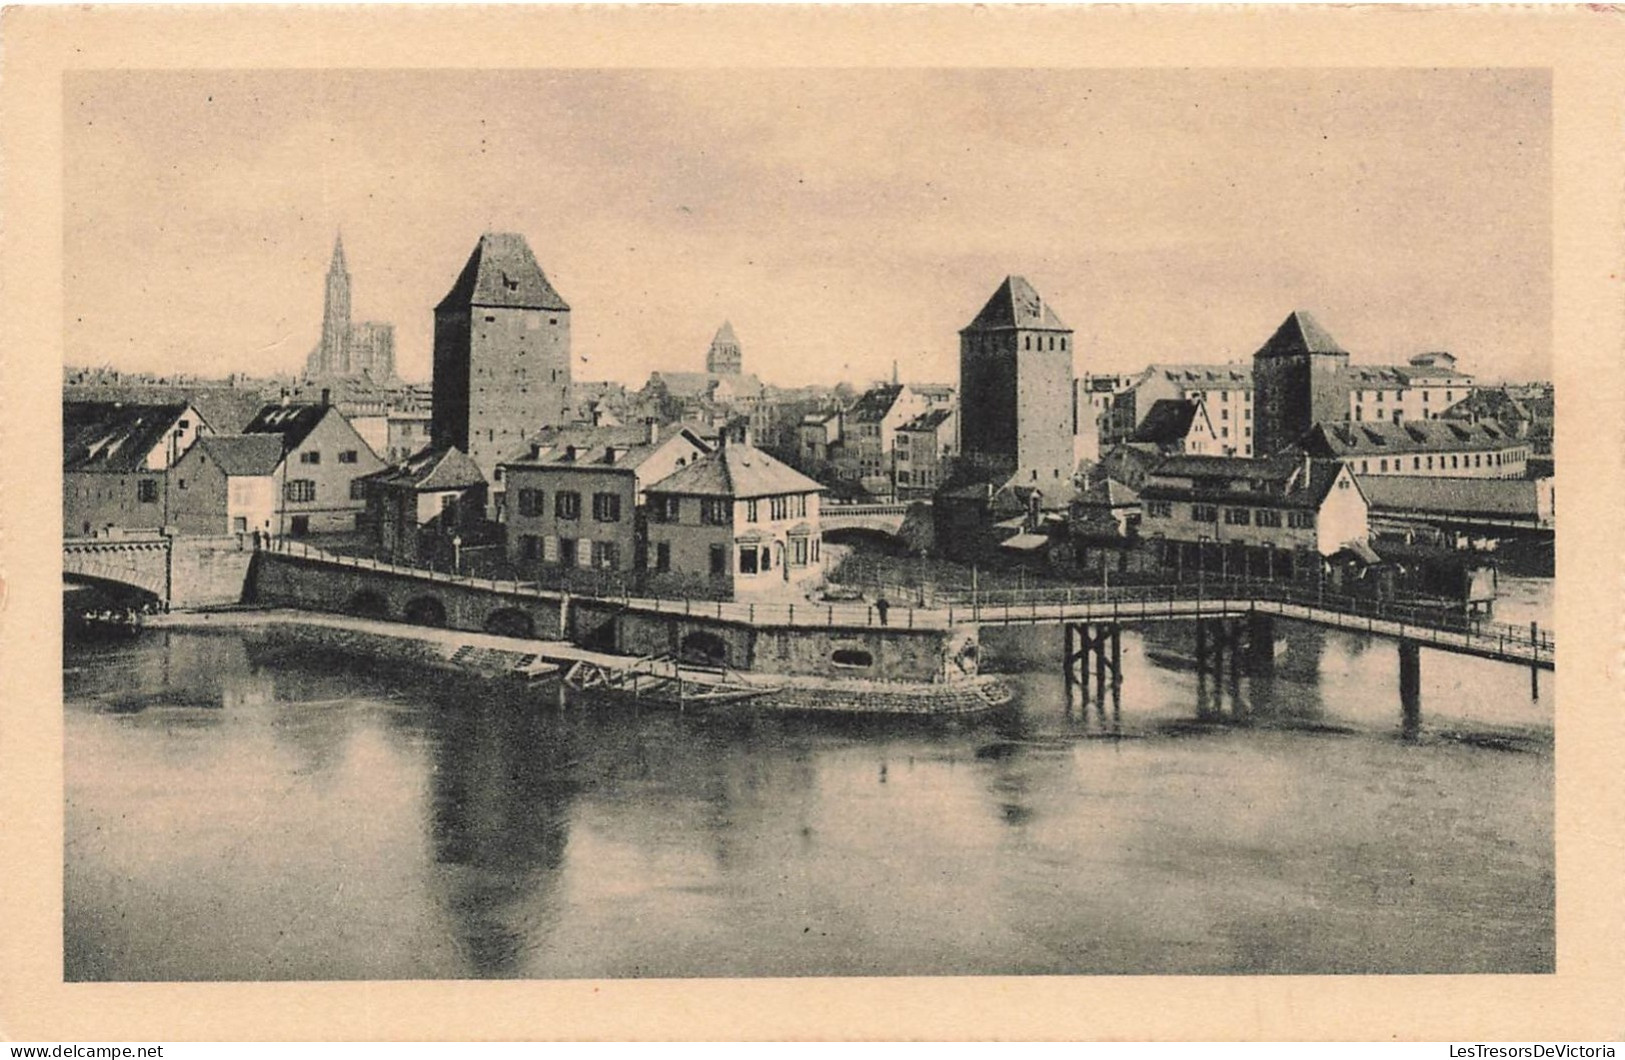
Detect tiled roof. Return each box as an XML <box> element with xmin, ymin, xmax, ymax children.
<box><xmin>963</xmin><ymin>276</ymin><xmax>1069</xmax><ymax>331</ymax></box>
<box><xmin>650</xmin><ymin>370</ymin><xmax>765</xmax><ymax>400</ymax></box>
<box><xmin>369</xmin><ymin>446</ymin><xmax>487</xmax><ymax>491</ymax></box>
<box><xmin>1149</xmin><ymin>364</ymin><xmax>1253</xmax><ymax>387</ymax></box>
<box><xmin>1254</xmin><ymin>310</ymin><xmax>1347</xmax><ymax>358</ymax></box>
<box><xmin>899</xmin><ymin>407</ymin><xmax>955</xmax><ymax>432</ymax></box>
<box><xmin>502</xmin><ymin>422</ymin><xmax>706</xmax><ymax>472</ymax></box>
<box><xmin>242</xmin><ymin>403</ymin><xmax>332</xmax><ymax>451</ymax></box>
<box><xmin>1142</xmin><ymin>453</ymin><xmax>1353</xmax><ymax>509</ymax></box>
<box><xmin>712</xmin><ymin>321</ymin><xmax>738</xmax><ymax>345</ymax></box>
<box><xmin>63</xmin><ymin>401</ymin><xmax>197</xmax><ymax>473</ymax></box>
<box><xmin>1358</xmin><ymin>475</ymin><xmax>1541</xmax><ymax>519</ymax></box>
<box><xmin>435</xmin><ymin>232</ymin><xmax>569</xmax><ymax>313</ymax></box>
<box><xmin>1131</xmin><ymin>399</ymin><xmax>1200</xmax><ymax>446</ymax></box>
<box><xmin>847</xmin><ymin>384</ymin><xmax>904</xmax><ymax>423</ymax></box>
<box><xmin>1304</xmin><ymin>420</ymin><xmax>1518</xmax><ymax>457</ymax></box>
<box><xmin>646</xmin><ymin>441</ymin><xmax>824</xmax><ymax>499</ymax></box>
<box><xmin>191</xmin><ymin>434</ymin><xmax>284</xmax><ymax>477</ymax></box>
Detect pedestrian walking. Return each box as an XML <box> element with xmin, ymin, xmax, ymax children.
<box><xmin>876</xmin><ymin>596</ymin><xmax>890</xmax><ymax>626</ymax></box>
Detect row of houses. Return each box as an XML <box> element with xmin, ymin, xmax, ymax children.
<box><xmin>64</xmin><ymin>398</ymin><xmax>388</xmax><ymax>540</ymax></box>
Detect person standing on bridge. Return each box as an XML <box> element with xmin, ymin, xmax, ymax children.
<box><xmin>876</xmin><ymin>596</ymin><xmax>890</xmax><ymax>626</ymax></box>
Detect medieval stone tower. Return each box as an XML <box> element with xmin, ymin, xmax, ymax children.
<box><xmin>958</xmin><ymin>276</ymin><xmax>1076</xmax><ymax>486</ymax></box>
<box><xmin>1251</xmin><ymin>310</ymin><xmax>1351</xmax><ymax>456</ymax></box>
<box><xmin>706</xmin><ymin>321</ymin><xmax>743</xmax><ymax>375</ymax></box>
<box><xmin>431</xmin><ymin>232</ymin><xmax>572</xmax><ymax>481</ymax></box>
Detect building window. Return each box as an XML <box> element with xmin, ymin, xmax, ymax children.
<box><xmin>556</xmin><ymin>491</ymin><xmax>581</xmax><ymax>520</ymax></box>
<box><xmin>339</xmin><ymin>450</ymin><xmax>358</xmax><ymax>464</ymax></box>
<box><xmin>1354</xmin><ymin>407</ymin><xmax>1363</xmax><ymax>421</ymax></box>
<box><xmin>592</xmin><ymin>540</ymin><xmax>621</xmax><ymax>570</ymax></box>
<box><xmin>1379</xmin><ymin>459</ymin><xmax>1388</xmax><ymax>473</ymax></box>
<box><xmin>655</xmin><ymin>542</ymin><xmax>671</xmax><ymax>573</ymax></box>
<box><xmin>1287</xmin><ymin>511</ymin><xmax>1314</xmax><ymax>529</ymax></box>
<box><xmin>1255</xmin><ymin>509</ymin><xmax>1281</xmax><ymax>528</ymax></box>
<box><xmin>739</xmin><ymin>547</ymin><xmax>759</xmax><ymax>575</ymax></box>
<box><xmin>286</xmin><ymin>479</ymin><xmax>315</xmax><ymax>502</ymax></box>
<box><xmin>1146</xmin><ymin>501</ymin><xmax>1172</xmax><ymax>518</ymax></box>
<box><xmin>651</xmin><ymin>495</ymin><xmax>680</xmax><ymax>523</ymax></box>
<box><xmin>745</xmin><ymin>499</ymin><xmax>759</xmax><ymax>522</ymax></box>
<box><xmin>1360</xmin><ymin>460</ymin><xmax>1369</xmax><ymax>474</ymax></box>
<box><xmin>350</xmin><ymin>480</ymin><xmax>366</xmax><ymax>500</ymax></box>
<box><xmin>517</xmin><ymin>488</ymin><xmax>544</xmax><ymax>517</ymax></box>
<box><xmin>300</xmin><ymin>451</ymin><xmax>321</xmax><ymax>465</ymax></box>
<box><xmin>701</xmin><ymin>498</ymin><xmax>731</xmax><ymax>526</ymax></box>
<box><xmin>592</xmin><ymin>492</ymin><xmax>622</xmax><ymax>523</ymax></box>
<box><xmin>520</xmin><ymin>534</ymin><xmax>542</xmax><ymax>560</ymax></box>
<box><xmin>791</xmin><ymin>536</ymin><xmax>809</xmax><ymax>566</ymax></box>
<box><xmin>1190</xmin><ymin>504</ymin><xmax>1218</xmax><ymax>523</ymax></box>
<box><xmin>137</xmin><ymin>479</ymin><xmax>159</xmax><ymax>503</ymax></box>
<box><xmin>1061</xmin><ymin>337</ymin><xmax>1067</xmax><ymax>351</ymax></box>
<box><xmin>559</xmin><ymin>537</ymin><xmax>577</xmax><ymax>567</ymax></box>
<box><xmin>709</xmin><ymin>544</ymin><xmax>727</xmax><ymax>575</ymax></box>
<box><xmin>232</xmin><ymin>517</ymin><xmax>248</xmax><ymax>533</ymax></box>
<box><xmin>1224</xmin><ymin>507</ymin><xmax>1251</xmax><ymax>526</ymax></box>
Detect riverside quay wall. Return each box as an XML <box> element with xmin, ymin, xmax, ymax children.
<box><xmin>247</xmin><ymin>550</ymin><xmax>979</xmax><ymax>684</ymax></box>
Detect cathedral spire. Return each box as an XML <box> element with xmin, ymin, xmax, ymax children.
<box><xmin>330</xmin><ymin>231</ymin><xmax>348</xmax><ymax>276</ymax></box>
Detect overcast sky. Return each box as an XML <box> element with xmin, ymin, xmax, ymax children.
<box><xmin>65</xmin><ymin>68</ymin><xmax>1551</xmax><ymax>387</ymax></box>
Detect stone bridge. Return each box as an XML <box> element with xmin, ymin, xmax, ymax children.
<box><xmin>820</xmin><ymin>501</ymin><xmax>933</xmax><ymax>551</ymax></box>
<box><xmin>63</xmin><ymin>534</ymin><xmax>256</xmax><ymax>608</ymax></box>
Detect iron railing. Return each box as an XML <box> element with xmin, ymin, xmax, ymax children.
<box><xmin>259</xmin><ymin>537</ymin><xmax>1553</xmax><ymax>663</ymax></box>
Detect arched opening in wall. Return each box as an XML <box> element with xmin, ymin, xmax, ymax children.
<box><xmin>679</xmin><ymin>631</ymin><xmax>729</xmax><ymax>668</ymax></box>
<box><xmin>484</xmin><ymin>608</ymin><xmax>535</xmax><ymax>640</ymax></box>
<box><xmin>403</xmin><ymin>596</ymin><xmax>447</xmax><ymax>628</ymax></box>
<box><xmin>831</xmin><ymin>648</ymin><xmax>874</xmax><ymax>669</ymax></box>
<box><xmin>346</xmin><ymin>590</ymin><xmax>389</xmax><ymax>620</ymax></box>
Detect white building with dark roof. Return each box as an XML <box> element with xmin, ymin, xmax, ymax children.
<box><xmin>643</xmin><ymin>436</ymin><xmax>826</xmax><ymax>598</ymax></box>
<box><xmin>1301</xmin><ymin>420</ymin><xmax>1528</xmax><ymax>479</ymax></box>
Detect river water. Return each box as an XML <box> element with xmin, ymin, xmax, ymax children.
<box><xmin>64</xmin><ymin>579</ymin><xmax>1553</xmax><ymax>980</ymax></box>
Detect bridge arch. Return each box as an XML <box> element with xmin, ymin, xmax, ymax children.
<box><xmin>345</xmin><ymin>590</ymin><xmax>390</xmax><ymax>620</ymax></box>
<box><xmin>679</xmin><ymin>630</ymin><xmax>730</xmax><ymax>667</ymax></box>
<box><xmin>483</xmin><ymin>608</ymin><xmax>536</xmax><ymax>640</ymax></box>
<box><xmin>821</xmin><ymin>526</ymin><xmax>908</xmax><ymax>552</ymax></box>
<box><xmin>63</xmin><ymin>573</ymin><xmax>163</xmax><ymax>608</ymax></box>
<box><xmin>403</xmin><ymin>595</ymin><xmax>447</xmax><ymax>628</ymax></box>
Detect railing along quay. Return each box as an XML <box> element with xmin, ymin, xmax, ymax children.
<box><xmin>260</xmin><ymin>539</ymin><xmax>1553</xmax><ymax>665</ymax></box>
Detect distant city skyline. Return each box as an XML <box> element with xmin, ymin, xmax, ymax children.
<box><xmin>65</xmin><ymin>68</ymin><xmax>1551</xmax><ymax>387</ymax></box>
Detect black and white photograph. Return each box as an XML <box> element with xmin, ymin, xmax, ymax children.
<box><xmin>7</xmin><ymin>4</ymin><xmax>1623</xmax><ymax>1043</ymax></box>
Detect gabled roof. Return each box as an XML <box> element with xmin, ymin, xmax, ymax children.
<box><xmin>190</xmin><ymin>434</ymin><xmax>285</xmax><ymax>477</ymax></box>
<box><xmin>1142</xmin><ymin>452</ymin><xmax>1355</xmax><ymax>509</ymax></box>
<box><xmin>435</xmin><ymin>232</ymin><xmax>569</xmax><ymax>313</ymax></box>
<box><xmin>1303</xmin><ymin>419</ymin><xmax>1518</xmax><ymax>457</ymax></box>
<box><xmin>1357</xmin><ymin>475</ymin><xmax>1542</xmax><ymax>520</ymax></box>
<box><xmin>646</xmin><ymin>441</ymin><xmax>824</xmax><ymax>499</ymax></box>
<box><xmin>1131</xmin><ymin>399</ymin><xmax>1201</xmax><ymax>446</ymax></box>
<box><xmin>847</xmin><ymin>384</ymin><xmax>905</xmax><ymax>423</ymax></box>
<box><xmin>1147</xmin><ymin>364</ymin><xmax>1253</xmax><ymax>388</ymax></box>
<box><xmin>63</xmin><ymin>401</ymin><xmax>198</xmax><ymax>473</ymax></box>
<box><xmin>962</xmin><ymin>275</ymin><xmax>1069</xmax><ymax>332</ymax></box>
<box><xmin>241</xmin><ymin>403</ymin><xmax>332</xmax><ymax>451</ymax></box>
<box><xmin>649</xmin><ymin>370</ymin><xmax>765</xmax><ymax>401</ymax></box>
<box><xmin>899</xmin><ymin>407</ymin><xmax>955</xmax><ymax>432</ymax></box>
<box><xmin>1254</xmin><ymin>310</ymin><xmax>1348</xmax><ymax>359</ymax></box>
<box><xmin>367</xmin><ymin>446</ymin><xmax>486</xmax><ymax>492</ymax></box>
<box><xmin>501</xmin><ymin>422</ymin><xmax>707</xmax><ymax>473</ymax></box>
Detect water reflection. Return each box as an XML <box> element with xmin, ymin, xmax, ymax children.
<box><xmin>64</xmin><ymin>583</ymin><xmax>1554</xmax><ymax>980</ymax></box>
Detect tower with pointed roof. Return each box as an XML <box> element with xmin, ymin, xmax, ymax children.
<box><xmin>1251</xmin><ymin>310</ymin><xmax>1352</xmax><ymax>456</ymax></box>
<box><xmin>706</xmin><ymin>321</ymin><xmax>743</xmax><ymax>375</ymax></box>
<box><xmin>957</xmin><ymin>275</ymin><xmax>1076</xmax><ymax>486</ymax></box>
<box><xmin>431</xmin><ymin>232</ymin><xmax>572</xmax><ymax>484</ymax></box>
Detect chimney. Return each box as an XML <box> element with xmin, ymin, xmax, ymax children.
<box><xmin>646</xmin><ymin>417</ymin><xmax>659</xmax><ymax>446</ymax></box>
<box><xmin>320</xmin><ymin>388</ymin><xmax>331</xmax><ymax>408</ymax></box>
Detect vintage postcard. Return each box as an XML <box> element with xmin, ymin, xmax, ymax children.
<box><xmin>2</xmin><ymin>4</ymin><xmax>1623</xmax><ymax>1043</ymax></box>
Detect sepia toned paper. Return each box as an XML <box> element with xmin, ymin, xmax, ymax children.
<box><xmin>3</xmin><ymin>3</ymin><xmax>1624</xmax><ymax>1042</ymax></box>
